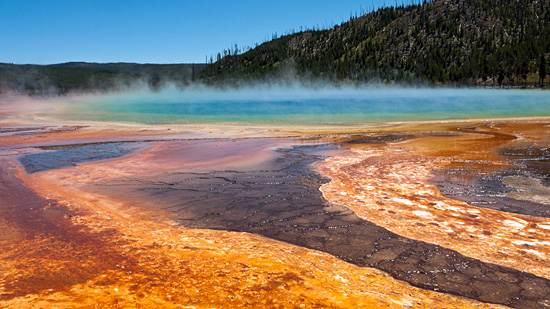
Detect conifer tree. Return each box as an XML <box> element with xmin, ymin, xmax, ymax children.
<box><xmin>540</xmin><ymin>54</ymin><xmax>547</xmax><ymax>87</ymax></box>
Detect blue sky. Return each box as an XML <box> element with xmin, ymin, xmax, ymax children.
<box><xmin>0</xmin><ymin>0</ymin><xmax>414</xmax><ymax>64</ymax></box>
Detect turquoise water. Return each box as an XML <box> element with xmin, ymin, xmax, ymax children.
<box><xmin>64</xmin><ymin>88</ymin><xmax>550</xmax><ymax>125</ymax></box>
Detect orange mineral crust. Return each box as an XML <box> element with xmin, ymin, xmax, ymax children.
<box><xmin>318</xmin><ymin>124</ymin><xmax>550</xmax><ymax>279</ymax></box>
<box><xmin>0</xmin><ymin>160</ymin><xmax>500</xmax><ymax>309</ymax></box>
<box><xmin>20</xmin><ymin>138</ymin><xmax>296</xmax><ymax>223</ymax></box>
<box><xmin>3</xmin><ymin>115</ymin><xmax>550</xmax><ymax>308</ymax></box>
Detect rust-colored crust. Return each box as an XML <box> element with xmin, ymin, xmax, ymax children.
<box><xmin>1</xmin><ymin>159</ymin><xmax>500</xmax><ymax>308</ymax></box>
<box><xmin>3</xmin><ymin>107</ymin><xmax>549</xmax><ymax>307</ymax></box>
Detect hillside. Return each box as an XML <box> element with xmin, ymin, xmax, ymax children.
<box><xmin>2</xmin><ymin>0</ymin><xmax>549</xmax><ymax>93</ymax></box>
<box><xmin>0</xmin><ymin>62</ymin><xmax>205</xmax><ymax>95</ymax></box>
<box><xmin>201</xmin><ymin>0</ymin><xmax>550</xmax><ymax>87</ymax></box>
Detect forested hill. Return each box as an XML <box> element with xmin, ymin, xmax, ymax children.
<box><xmin>201</xmin><ymin>0</ymin><xmax>550</xmax><ymax>87</ymax></box>
<box><xmin>0</xmin><ymin>62</ymin><xmax>205</xmax><ymax>95</ymax></box>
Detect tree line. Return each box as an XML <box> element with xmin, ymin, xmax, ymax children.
<box><xmin>201</xmin><ymin>0</ymin><xmax>550</xmax><ymax>88</ymax></box>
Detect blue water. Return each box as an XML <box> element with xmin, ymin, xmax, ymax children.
<box><xmin>65</xmin><ymin>88</ymin><xmax>550</xmax><ymax>125</ymax></box>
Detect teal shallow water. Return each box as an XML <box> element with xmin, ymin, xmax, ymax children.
<box><xmin>61</xmin><ymin>88</ymin><xmax>550</xmax><ymax>125</ymax></box>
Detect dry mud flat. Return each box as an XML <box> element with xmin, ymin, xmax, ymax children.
<box><xmin>1</xmin><ymin>119</ymin><xmax>550</xmax><ymax>308</ymax></box>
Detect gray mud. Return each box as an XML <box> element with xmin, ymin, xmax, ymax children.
<box><xmin>18</xmin><ymin>142</ymin><xmax>141</xmax><ymax>174</ymax></box>
<box><xmin>16</xmin><ymin>138</ymin><xmax>550</xmax><ymax>308</ymax></box>
<box><xmin>432</xmin><ymin>144</ymin><xmax>550</xmax><ymax>218</ymax></box>
<box><xmin>344</xmin><ymin>133</ymin><xmax>460</xmax><ymax>144</ymax></box>
<box><xmin>119</xmin><ymin>143</ymin><xmax>550</xmax><ymax>308</ymax></box>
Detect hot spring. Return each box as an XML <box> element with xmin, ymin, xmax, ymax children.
<box><xmin>58</xmin><ymin>87</ymin><xmax>550</xmax><ymax>125</ymax></box>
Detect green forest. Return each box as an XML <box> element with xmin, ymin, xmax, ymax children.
<box><xmin>0</xmin><ymin>62</ymin><xmax>202</xmax><ymax>95</ymax></box>
<box><xmin>2</xmin><ymin>0</ymin><xmax>550</xmax><ymax>95</ymax></box>
<box><xmin>201</xmin><ymin>0</ymin><xmax>550</xmax><ymax>87</ymax></box>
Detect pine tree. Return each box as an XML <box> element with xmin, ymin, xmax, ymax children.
<box><xmin>539</xmin><ymin>54</ymin><xmax>547</xmax><ymax>87</ymax></box>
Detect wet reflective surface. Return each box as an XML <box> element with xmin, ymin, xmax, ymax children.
<box><xmin>18</xmin><ymin>142</ymin><xmax>142</xmax><ymax>173</ymax></box>
<box><xmin>3</xmin><ymin>119</ymin><xmax>550</xmax><ymax>308</ymax></box>
<box><xmin>344</xmin><ymin>133</ymin><xmax>460</xmax><ymax>144</ymax></box>
<box><xmin>433</xmin><ymin>142</ymin><xmax>550</xmax><ymax>218</ymax></box>
<box><xmin>99</xmin><ymin>144</ymin><xmax>550</xmax><ymax>308</ymax></box>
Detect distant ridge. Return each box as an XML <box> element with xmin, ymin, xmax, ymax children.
<box><xmin>201</xmin><ymin>0</ymin><xmax>550</xmax><ymax>87</ymax></box>
<box><xmin>50</xmin><ymin>62</ymin><xmax>142</xmax><ymax>68</ymax></box>
<box><xmin>0</xmin><ymin>62</ymin><xmax>205</xmax><ymax>95</ymax></box>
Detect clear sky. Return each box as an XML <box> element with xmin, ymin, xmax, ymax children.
<box><xmin>0</xmin><ymin>0</ymin><xmax>414</xmax><ymax>65</ymax></box>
